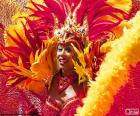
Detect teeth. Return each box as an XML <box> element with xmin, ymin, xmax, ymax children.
<box><xmin>59</xmin><ymin>59</ymin><xmax>67</xmax><ymax>64</ymax></box>
<box><xmin>60</xmin><ymin>59</ymin><xmax>66</xmax><ymax>62</ymax></box>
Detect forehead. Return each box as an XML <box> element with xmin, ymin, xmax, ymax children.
<box><xmin>57</xmin><ymin>43</ymin><xmax>73</xmax><ymax>48</ymax></box>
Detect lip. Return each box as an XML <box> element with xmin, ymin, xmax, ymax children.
<box><xmin>59</xmin><ymin>57</ymin><xmax>67</xmax><ymax>65</ymax></box>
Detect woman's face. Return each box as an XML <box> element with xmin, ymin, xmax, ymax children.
<box><xmin>56</xmin><ymin>44</ymin><xmax>74</xmax><ymax>71</ymax></box>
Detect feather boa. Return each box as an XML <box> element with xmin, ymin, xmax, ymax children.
<box><xmin>76</xmin><ymin>11</ymin><xmax>140</xmax><ymax>116</ymax></box>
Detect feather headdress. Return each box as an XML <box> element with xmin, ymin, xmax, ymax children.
<box><xmin>0</xmin><ymin>0</ymin><xmax>129</xmax><ymax>93</ymax></box>
<box><xmin>3</xmin><ymin>0</ymin><xmax>140</xmax><ymax>116</ymax></box>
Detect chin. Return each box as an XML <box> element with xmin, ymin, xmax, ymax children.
<box><xmin>59</xmin><ymin>66</ymin><xmax>64</xmax><ymax>69</ymax></box>
<box><xmin>58</xmin><ymin>64</ymin><xmax>65</xmax><ymax>70</ymax></box>
<box><xmin>58</xmin><ymin>63</ymin><xmax>73</xmax><ymax>71</ymax></box>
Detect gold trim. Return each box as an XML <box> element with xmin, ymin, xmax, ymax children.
<box><xmin>45</xmin><ymin>101</ymin><xmax>60</xmax><ymax>112</ymax></box>
<box><xmin>63</xmin><ymin>97</ymin><xmax>78</xmax><ymax>109</ymax></box>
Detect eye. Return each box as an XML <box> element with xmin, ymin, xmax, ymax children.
<box><xmin>65</xmin><ymin>46</ymin><xmax>72</xmax><ymax>52</ymax></box>
<box><xmin>57</xmin><ymin>45</ymin><xmax>63</xmax><ymax>52</ymax></box>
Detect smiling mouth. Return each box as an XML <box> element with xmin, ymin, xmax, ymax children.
<box><xmin>59</xmin><ymin>58</ymin><xmax>67</xmax><ymax>65</ymax></box>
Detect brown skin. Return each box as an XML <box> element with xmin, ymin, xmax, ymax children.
<box><xmin>56</xmin><ymin>43</ymin><xmax>75</xmax><ymax>76</ymax></box>
<box><xmin>47</xmin><ymin>43</ymin><xmax>77</xmax><ymax>104</ymax></box>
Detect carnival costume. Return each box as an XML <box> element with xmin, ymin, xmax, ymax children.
<box><xmin>0</xmin><ymin>0</ymin><xmax>140</xmax><ymax>116</ymax></box>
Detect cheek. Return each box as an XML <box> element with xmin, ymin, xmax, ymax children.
<box><xmin>65</xmin><ymin>52</ymin><xmax>73</xmax><ymax>61</ymax></box>
<box><xmin>56</xmin><ymin>51</ymin><xmax>61</xmax><ymax>58</ymax></box>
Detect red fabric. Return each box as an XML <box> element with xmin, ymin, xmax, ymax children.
<box><xmin>0</xmin><ymin>62</ymin><xmax>140</xmax><ymax>116</ymax></box>
<box><xmin>56</xmin><ymin>74</ymin><xmax>77</xmax><ymax>94</ymax></box>
<box><xmin>42</xmin><ymin>96</ymin><xmax>61</xmax><ymax>116</ymax></box>
<box><xmin>0</xmin><ymin>75</ymin><xmax>44</xmax><ymax>116</ymax></box>
<box><xmin>42</xmin><ymin>96</ymin><xmax>83</xmax><ymax>116</ymax></box>
<box><xmin>0</xmin><ymin>74</ymin><xmax>85</xmax><ymax>116</ymax></box>
<box><xmin>129</xmin><ymin>0</ymin><xmax>140</xmax><ymax>18</ymax></box>
<box><xmin>42</xmin><ymin>73</ymin><xmax>85</xmax><ymax>116</ymax></box>
<box><xmin>1</xmin><ymin>62</ymin><xmax>140</xmax><ymax>116</ymax></box>
<box><xmin>61</xmin><ymin>97</ymin><xmax>82</xmax><ymax>116</ymax></box>
<box><xmin>107</xmin><ymin>62</ymin><xmax>140</xmax><ymax>116</ymax></box>
<box><xmin>25</xmin><ymin>105</ymin><xmax>39</xmax><ymax>116</ymax></box>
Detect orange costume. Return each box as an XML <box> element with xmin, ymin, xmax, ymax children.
<box><xmin>0</xmin><ymin>0</ymin><xmax>140</xmax><ymax>116</ymax></box>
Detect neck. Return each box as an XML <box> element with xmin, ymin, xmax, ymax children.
<box><xmin>61</xmin><ymin>69</ymin><xmax>74</xmax><ymax>76</ymax></box>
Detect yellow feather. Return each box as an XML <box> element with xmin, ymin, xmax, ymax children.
<box><xmin>76</xmin><ymin>11</ymin><xmax>140</xmax><ymax>116</ymax></box>
<box><xmin>29</xmin><ymin>52</ymin><xmax>35</xmax><ymax>65</ymax></box>
<box><xmin>72</xmin><ymin>42</ymin><xmax>93</xmax><ymax>83</ymax></box>
<box><xmin>106</xmin><ymin>0</ymin><xmax>132</xmax><ymax>13</ymax></box>
<box><xmin>6</xmin><ymin>77</ymin><xmax>18</xmax><ymax>85</ymax></box>
<box><xmin>72</xmin><ymin>43</ymin><xmax>86</xmax><ymax>68</ymax></box>
<box><xmin>35</xmin><ymin>49</ymin><xmax>40</xmax><ymax>62</ymax></box>
<box><xmin>84</xmin><ymin>42</ymin><xmax>92</xmax><ymax>55</ymax></box>
<box><xmin>18</xmin><ymin>56</ymin><xmax>23</xmax><ymax>66</ymax></box>
<box><xmin>9</xmin><ymin>61</ymin><xmax>33</xmax><ymax>78</ymax></box>
<box><xmin>30</xmin><ymin>38</ymin><xmax>58</xmax><ymax>84</ymax></box>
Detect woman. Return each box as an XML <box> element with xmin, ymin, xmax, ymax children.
<box><xmin>0</xmin><ymin>0</ymin><xmax>130</xmax><ymax>115</ymax></box>
<box><xmin>42</xmin><ymin>34</ymin><xmax>87</xmax><ymax>116</ymax></box>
